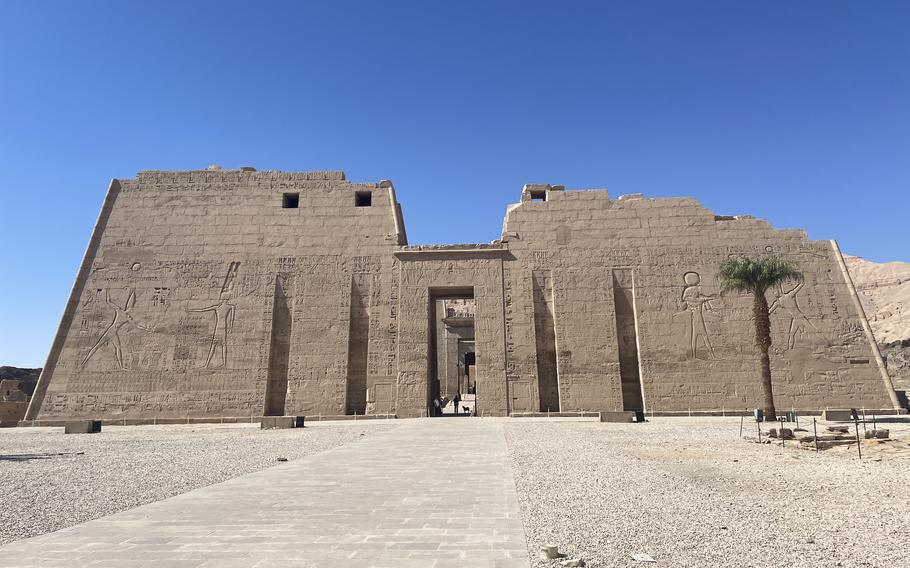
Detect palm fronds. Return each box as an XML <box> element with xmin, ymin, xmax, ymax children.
<box><xmin>717</xmin><ymin>255</ymin><xmax>802</xmax><ymax>296</ymax></box>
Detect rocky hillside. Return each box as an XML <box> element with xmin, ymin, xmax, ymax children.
<box><xmin>844</xmin><ymin>255</ymin><xmax>910</xmax><ymax>391</ymax></box>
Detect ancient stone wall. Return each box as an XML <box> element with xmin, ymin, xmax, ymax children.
<box><xmin>26</xmin><ymin>170</ymin><xmax>900</xmax><ymax>424</ymax></box>
<box><xmin>501</xmin><ymin>185</ymin><xmax>898</xmax><ymax>414</ymax></box>
<box><xmin>27</xmin><ymin>170</ymin><xmax>404</xmax><ymax>422</ymax></box>
<box><xmin>1</xmin><ymin>379</ymin><xmax>29</xmax><ymax>427</ymax></box>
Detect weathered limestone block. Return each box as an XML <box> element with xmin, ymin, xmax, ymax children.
<box><xmin>1</xmin><ymin>402</ymin><xmax>29</xmax><ymax>428</ymax></box>
<box><xmin>599</xmin><ymin>411</ymin><xmax>636</xmax><ymax>423</ymax></box>
<box><xmin>540</xmin><ymin>544</ymin><xmax>562</xmax><ymax>560</ymax></box>
<box><xmin>822</xmin><ymin>410</ymin><xmax>856</xmax><ymax>421</ymax></box>
<box><xmin>768</xmin><ymin>427</ymin><xmax>794</xmax><ymax>439</ymax></box>
<box><xmin>260</xmin><ymin>416</ymin><xmax>296</xmax><ymax>429</ymax></box>
<box><xmin>64</xmin><ymin>420</ymin><xmax>101</xmax><ymax>434</ymax></box>
<box><xmin>864</xmin><ymin>429</ymin><xmax>889</xmax><ymax>439</ymax></box>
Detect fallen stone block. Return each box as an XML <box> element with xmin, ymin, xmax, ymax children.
<box><xmin>813</xmin><ymin>439</ymin><xmax>859</xmax><ymax>450</ymax></box>
<box><xmin>560</xmin><ymin>559</ymin><xmax>585</xmax><ymax>567</ymax></box>
<box><xmin>260</xmin><ymin>416</ymin><xmax>296</xmax><ymax>429</ymax></box>
<box><xmin>599</xmin><ymin>411</ymin><xmax>636</xmax><ymax>423</ymax></box>
<box><xmin>797</xmin><ymin>432</ymin><xmax>847</xmax><ymax>442</ymax></box>
<box><xmin>540</xmin><ymin>544</ymin><xmax>563</xmax><ymax>560</ymax></box>
<box><xmin>64</xmin><ymin>420</ymin><xmax>101</xmax><ymax>434</ymax></box>
<box><xmin>826</xmin><ymin>425</ymin><xmax>850</xmax><ymax>434</ymax></box>
<box><xmin>808</xmin><ymin>433</ymin><xmax>852</xmax><ymax>442</ymax></box>
<box><xmin>864</xmin><ymin>429</ymin><xmax>889</xmax><ymax>439</ymax></box>
<box><xmin>768</xmin><ymin>427</ymin><xmax>794</xmax><ymax>439</ymax></box>
<box><xmin>822</xmin><ymin>410</ymin><xmax>856</xmax><ymax>421</ymax></box>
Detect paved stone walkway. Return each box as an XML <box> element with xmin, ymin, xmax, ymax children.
<box><xmin>0</xmin><ymin>419</ymin><xmax>529</xmax><ymax>568</ymax></box>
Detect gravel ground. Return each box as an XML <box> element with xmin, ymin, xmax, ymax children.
<box><xmin>0</xmin><ymin>420</ymin><xmax>397</xmax><ymax>545</ymax></box>
<box><xmin>506</xmin><ymin>417</ymin><xmax>910</xmax><ymax>568</ymax></box>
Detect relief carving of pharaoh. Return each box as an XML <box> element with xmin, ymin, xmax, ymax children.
<box><xmin>680</xmin><ymin>271</ymin><xmax>718</xmax><ymax>360</ymax></box>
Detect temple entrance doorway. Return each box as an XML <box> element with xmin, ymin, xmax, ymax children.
<box><xmin>428</xmin><ymin>288</ymin><xmax>476</xmax><ymax>417</ymax></box>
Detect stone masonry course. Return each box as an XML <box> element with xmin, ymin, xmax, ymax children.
<box><xmin>23</xmin><ymin>168</ymin><xmax>901</xmax><ymax>424</ymax></box>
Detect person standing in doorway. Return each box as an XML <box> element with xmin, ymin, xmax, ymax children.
<box><xmin>453</xmin><ymin>392</ymin><xmax>462</xmax><ymax>415</ymax></box>
<box><xmin>433</xmin><ymin>397</ymin><xmax>441</xmax><ymax>417</ymax></box>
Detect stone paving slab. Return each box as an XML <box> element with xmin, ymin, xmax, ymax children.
<box><xmin>0</xmin><ymin>419</ymin><xmax>529</xmax><ymax>568</ymax></box>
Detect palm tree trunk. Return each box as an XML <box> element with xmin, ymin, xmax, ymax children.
<box><xmin>754</xmin><ymin>290</ymin><xmax>776</xmax><ymax>420</ymax></box>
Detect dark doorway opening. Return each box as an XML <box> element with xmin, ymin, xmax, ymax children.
<box><xmin>428</xmin><ymin>287</ymin><xmax>476</xmax><ymax>417</ymax></box>
<box><xmin>464</xmin><ymin>351</ymin><xmax>476</xmax><ymax>395</ymax></box>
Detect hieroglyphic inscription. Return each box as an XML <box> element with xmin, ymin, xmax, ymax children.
<box><xmin>502</xmin><ymin>262</ymin><xmax>515</xmax><ymax>375</ymax></box>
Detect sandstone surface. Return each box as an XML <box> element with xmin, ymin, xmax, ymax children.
<box><xmin>20</xmin><ymin>170</ymin><xmax>904</xmax><ymax>422</ymax></box>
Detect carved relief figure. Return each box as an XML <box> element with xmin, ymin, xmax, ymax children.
<box><xmin>190</xmin><ymin>262</ymin><xmax>239</xmax><ymax>368</ymax></box>
<box><xmin>769</xmin><ymin>278</ymin><xmax>817</xmax><ymax>349</ymax></box>
<box><xmin>80</xmin><ymin>289</ymin><xmax>138</xmax><ymax>370</ymax></box>
<box><xmin>681</xmin><ymin>272</ymin><xmax>716</xmax><ymax>359</ymax></box>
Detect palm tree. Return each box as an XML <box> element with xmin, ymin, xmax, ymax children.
<box><xmin>717</xmin><ymin>255</ymin><xmax>802</xmax><ymax>420</ymax></box>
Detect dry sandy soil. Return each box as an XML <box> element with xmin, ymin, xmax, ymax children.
<box><xmin>506</xmin><ymin>416</ymin><xmax>910</xmax><ymax>568</ymax></box>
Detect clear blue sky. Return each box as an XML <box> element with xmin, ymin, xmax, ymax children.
<box><xmin>1</xmin><ymin>1</ymin><xmax>908</xmax><ymax>367</ymax></box>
